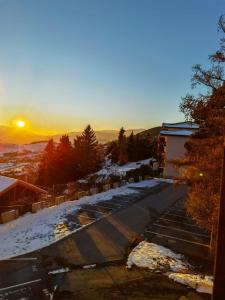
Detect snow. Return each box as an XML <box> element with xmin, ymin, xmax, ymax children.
<box><xmin>163</xmin><ymin>122</ymin><xmax>199</xmax><ymax>129</ymax></box>
<box><xmin>127</xmin><ymin>241</ymin><xmax>189</xmax><ymax>272</ymax></box>
<box><xmin>0</xmin><ymin>180</ymin><xmax>159</xmax><ymax>260</ymax></box>
<box><xmin>48</xmin><ymin>267</ymin><xmax>70</xmax><ymax>274</ymax></box>
<box><xmin>127</xmin><ymin>241</ymin><xmax>213</xmax><ymax>294</ymax></box>
<box><xmin>0</xmin><ymin>162</ymin><xmax>15</xmax><ymax>171</ymax></box>
<box><xmin>83</xmin><ymin>264</ymin><xmax>96</xmax><ymax>269</ymax></box>
<box><xmin>95</xmin><ymin>157</ymin><xmax>155</xmax><ymax>181</ymax></box>
<box><xmin>160</xmin><ymin>130</ymin><xmax>194</xmax><ymax>137</ymax></box>
<box><xmin>154</xmin><ymin>178</ymin><xmax>174</xmax><ymax>184</ymax></box>
<box><xmin>0</xmin><ymin>142</ymin><xmax>46</xmax><ymax>156</ymax></box>
<box><xmin>168</xmin><ymin>273</ymin><xmax>213</xmax><ymax>294</ymax></box>
<box><xmin>0</xmin><ymin>175</ymin><xmax>17</xmax><ymax>193</ymax></box>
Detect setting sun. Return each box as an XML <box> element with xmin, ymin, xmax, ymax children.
<box><xmin>16</xmin><ymin>120</ymin><xmax>25</xmax><ymax>128</ymax></box>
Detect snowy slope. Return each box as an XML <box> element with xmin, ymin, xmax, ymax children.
<box><xmin>0</xmin><ymin>180</ymin><xmax>158</xmax><ymax>260</ymax></box>
<box><xmin>95</xmin><ymin>157</ymin><xmax>155</xmax><ymax>181</ymax></box>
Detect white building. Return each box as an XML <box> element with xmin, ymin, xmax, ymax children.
<box><xmin>158</xmin><ymin>122</ymin><xmax>199</xmax><ymax>178</ymax></box>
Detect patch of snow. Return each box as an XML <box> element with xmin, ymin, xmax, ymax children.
<box><xmin>77</xmin><ymin>179</ymin><xmax>88</xmax><ymax>184</ymax></box>
<box><xmin>48</xmin><ymin>267</ymin><xmax>70</xmax><ymax>274</ymax></box>
<box><xmin>127</xmin><ymin>241</ymin><xmax>189</xmax><ymax>272</ymax></box>
<box><xmin>154</xmin><ymin>178</ymin><xmax>175</xmax><ymax>184</ymax></box>
<box><xmin>127</xmin><ymin>241</ymin><xmax>213</xmax><ymax>294</ymax></box>
<box><xmin>0</xmin><ymin>175</ymin><xmax>17</xmax><ymax>193</ymax></box>
<box><xmin>168</xmin><ymin>273</ymin><xmax>213</xmax><ymax>294</ymax></box>
<box><xmin>0</xmin><ymin>180</ymin><xmax>159</xmax><ymax>260</ymax></box>
<box><xmin>95</xmin><ymin>157</ymin><xmax>155</xmax><ymax>181</ymax></box>
<box><xmin>0</xmin><ymin>162</ymin><xmax>15</xmax><ymax>171</ymax></box>
<box><xmin>0</xmin><ymin>142</ymin><xmax>46</xmax><ymax>156</ymax></box>
<box><xmin>83</xmin><ymin>264</ymin><xmax>96</xmax><ymax>269</ymax></box>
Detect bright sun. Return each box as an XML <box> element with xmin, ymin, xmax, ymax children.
<box><xmin>16</xmin><ymin>120</ymin><xmax>25</xmax><ymax>128</ymax></box>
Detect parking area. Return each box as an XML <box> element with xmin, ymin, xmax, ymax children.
<box><xmin>144</xmin><ymin>197</ymin><xmax>211</xmax><ymax>259</ymax></box>
<box><xmin>0</xmin><ymin>258</ymin><xmax>50</xmax><ymax>300</ymax></box>
<box><xmin>58</xmin><ymin>184</ymin><xmax>166</xmax><ymax>234</ymax></box>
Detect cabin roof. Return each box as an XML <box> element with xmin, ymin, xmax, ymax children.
<box><xmin>0</xmin><ymin>175</ymin><xmax>47</xmax><ymax>197</ymax></box>
<box><xmin>162</xmin><ymin>122</ymin><xmax>199</xmax><ymax>129</ymax></box>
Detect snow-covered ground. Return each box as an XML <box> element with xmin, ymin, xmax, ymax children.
<box><xmin>0</xmin><ymin>180</ymin><xmax>159</xmax><ymax>260</ymax></box>
<box><xmin>127</xmin><ymin>241</ymin><xmax>213</xmax><ymax>294</ymax></box>
<box><xmin>0</xmin><ymin>162</ymin><xmax>15</xmax><ymax>172</ymax></box>
<box><xmin>95</xmin><ymin>157</ymin><xmax>155</xmax><ymax>181</ymax></box>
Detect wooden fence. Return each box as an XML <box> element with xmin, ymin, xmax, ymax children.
<box><xmin>1</xmin><ymin>175</ymin><xmax>152</xmax><ymax>223</ymax></box>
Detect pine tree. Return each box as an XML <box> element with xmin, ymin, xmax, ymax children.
<box><xmin>73</xmin><ymin>135</ymin><xmax>85</xmax><ymax>179</ymax></box>
<box><xmin>127</xmin><ymin>131</ymin><xmax>135</xmax><ymax>161</ymax></box>
<box><xmin>37</xmin><ymin>139</ymin><xmax>57</xmax><ymax>186</ymax></box>
<box><xmin>73</xmin><ymin>125</ymin><xmax>100</xmax><ymax>176</ymax></box>
<box><xmin>55</xmin><ymin>135</ymin><xmax>73</xmax><ymax>183</ymax></box>
<box><xmin>118</xmin><ymin>127</ymin><xmax>128</xmax><ymax>165</ymax></box>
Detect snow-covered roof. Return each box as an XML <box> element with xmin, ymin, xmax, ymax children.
<box><xmin>162</xmin><ymin>122</ymin><xmax>199</xmax><ymax>129</ymax></box>
<box><xmin>160</xmin><ymin>130</ymin><xmax>194</xmax><ymax>137</ymax></box>
<box><xmin>0</xmin><ymin>175</ymin><xmax>18</xmax><ymax>194</ymax></box>
<box><xmin>0</xmin><ymin>175</ymin><xmax>47</xmax><ymax>196</ymax></box>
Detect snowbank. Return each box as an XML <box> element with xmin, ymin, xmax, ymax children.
<box><xmin>127</xmin><ymin>241</ymin><xmax>189</xmax><ymax>272</ymax></box>
<box><xmin>168</xmin><ymin>273</ymin><xmax>213</xmax><ymax>294</ymax></box>
<box><xmin>0</xmin><ymin>180</ymin><xmax>158</xmax><ymax>260</ymax></box>
<box><xmin>127</xmin><ymin>241</ymin><xmax>213</xmax><ymax>294</ymax></box>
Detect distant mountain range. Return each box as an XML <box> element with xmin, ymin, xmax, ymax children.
<box><xmin>0</xmin><ymin>125</ymin><xmax>146</xmax><ymax>145</ymax></box>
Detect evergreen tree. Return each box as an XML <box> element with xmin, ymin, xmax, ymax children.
<box><xmin>118</xmin><ymin>127</ymin><xmax>128</xmax><ymax>165</ymax></box>
<box><xmin>82</xmin><ymin>125</ymin><xmax>100</xmax><ymax>174</ymax></box>
<box><xmin>37</xmin><ymin>139</ymin><xmax>57</xmax><ymax>186</ymax></box>
<box><xmin>55</xmin><ymin>135</ymin><xmax>73</xmax><ymax>183</ymax></box>
<box><xmin>127</xmin><ymin>131</ymin><xmax>135</xmax><ymax>161</ymax></box>
<box><xmin>73</xmin><ymin>135</ymin><xmax>85</xmax><ymax>178</ymax></box>
<box><xmin>73</xmin><ymin>125</ymin><xmax>100</xmax><ymax>177</ymax></box>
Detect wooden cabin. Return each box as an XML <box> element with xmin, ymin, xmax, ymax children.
<box><xmin>0</xmin><ymin>175</ymin><xmax>47</xmax><ymax>206</ymax></box>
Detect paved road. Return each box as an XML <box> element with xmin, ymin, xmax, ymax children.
<box><xmin>144</xmin><ymin>196</ymin><xmax>211</xmax><ymax>260</ymax></box>
<box><xmin>0</xmin><ymin>258</ymin><xmax>50</xmax><ymax>299</ymax></box>
<box><xmin>38</xmin><ymin>183</ymin><xmax>187</xmax><ymax>266</ymax></box>
<box><xmin>0</xmin><ymin>182</ymin><xmax>187</xmax><ymax>299</ymax></box>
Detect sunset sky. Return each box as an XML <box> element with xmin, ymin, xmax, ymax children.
<box><xmin>0</xmin><ymin>0</ymin><xmax>224</xmax><ymax>134</ymax></box>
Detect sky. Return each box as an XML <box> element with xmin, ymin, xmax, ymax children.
<box><xmin>0</xmin><ymin>0</ymin><xmax>224</xmax><ymax>134</ymax></box>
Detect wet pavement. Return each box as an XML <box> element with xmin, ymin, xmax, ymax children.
<box><xmin>143</xmin><ymin>197</ymin><xmax>211</xmax><ymax>261</ymax></box>
<box><xmin>0</xmin><ymin>183</ymin><xmax>167</xmax><ymax>300</ymax></box>
<box><xmin>0</xmin><ymin>258</ymin><xmax>50</xmax><ymax>300</ymax></box>
<box><xmin>54</xmin><ymin>184</ymin><xmax>167</xmax><ymax>236</ymax></box>
<box><xmin>0</xmin><ymin>183</ymin><xmax>195</xmax><ymax>300</ymax></box>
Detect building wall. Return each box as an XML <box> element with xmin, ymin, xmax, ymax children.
<box><xmin>0</xmin><ymin>186</ymin><xmax>41</xmax><ymax>206</ymax></box>
<box><xmin>163</xmin><ymin>135</ymin><xmax>189</xmax><ymax>178</ymax></box>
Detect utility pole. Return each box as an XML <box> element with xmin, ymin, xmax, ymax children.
<box><xmin>212</xmin><ymin>145</ymin><xmax>225</xmax><ymax>299</ymax></box>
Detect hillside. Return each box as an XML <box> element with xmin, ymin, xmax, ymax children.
<box><xmin>0</xmin><ymin>125</ymin><xmax>145</xmax><ymax>145</ymax></box>
<box><xmin>136</xmin><ymin>126</ymin><xmax>161</xmax><ymax>140</ymax></box>
<box><xmin>0</xmin><ymin>126</ymin><xmax>48</xmax><ymax>145</ymax></box>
